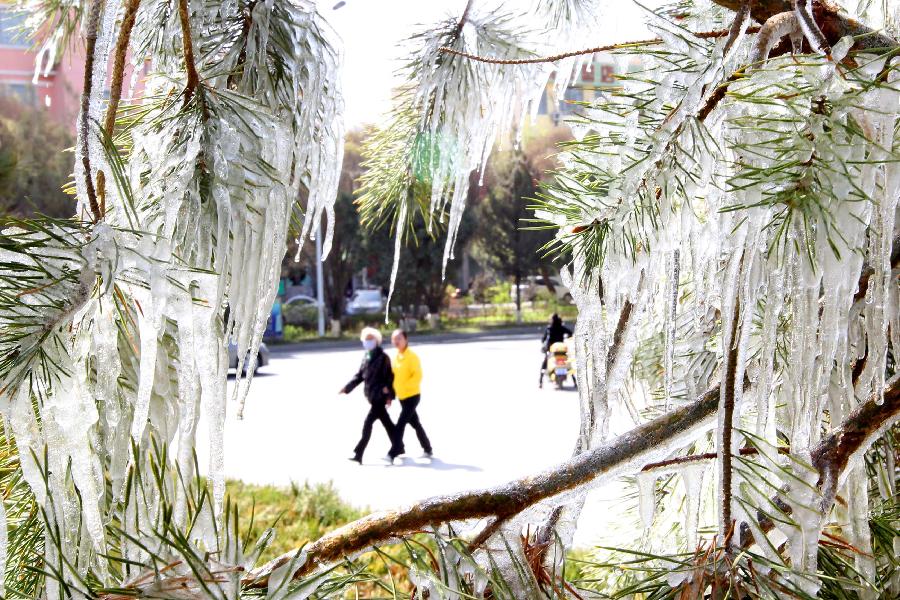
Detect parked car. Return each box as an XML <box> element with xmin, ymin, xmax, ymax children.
<box><xmin>282</xmin><ymin>295</ymin><xmax>324</xmax><ymax>327</ymax></box>
<box><xmin>284</xmin><ymin>294</ymin><xmax>319</xmax><ymax>307</ymax></box>
<box><xmin>228</xmin><ymin>341</ymin><xmax>270</xmax><ymax>374</ymax></box>
<box><xmin>346</xmin><ymin>288</ymin><xmax>385</xmax><ymax>315</ymax></box>
<box><xmin>510</xmin><ymin>275</ymin><xmax>572</xmax><ymax>303</ymax></box>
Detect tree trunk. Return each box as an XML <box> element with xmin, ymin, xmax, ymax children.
<box><xmin>515</xmin><ymin>268</ymin><xmax>522</xmax><ymax>324</ymax></box>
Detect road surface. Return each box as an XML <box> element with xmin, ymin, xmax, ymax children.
<box><xmin>197</xmin><ymin>332</ymin><xmax>631</xmax><ymax>548</ymax></box>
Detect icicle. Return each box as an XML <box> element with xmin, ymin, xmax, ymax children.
<box><xmin>385</xmin><ymin>202</ymin><xmax>408</xmax><ymax>322</ymax></box>
<box><xmin>663</xmin><ymin>249</ymin><xmax>680</xmax><ymax>410</ymax></box>
<box><xmin>680</xmin><ymin>464</ymin><xmax>705</xmax><ymax>550</ymax></box>
<box><xmin>636</xmin><ymin>472</ymin><xmax>658</xmax><ymax>529</ymax></box>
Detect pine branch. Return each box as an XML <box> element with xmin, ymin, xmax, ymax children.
<box><xmin>97</xmin><ymin>0</ymin><xmax>141</xmax><ymax>218</ymax></box>
<box><xmin>178</xmin><ymin>0</ymin><xmax>200</xmax><ymax>106</ymax></box>
<box><xmin>79</xmin><ymin>0</ymin><xmax>105</xmax><ymax>223</ymax></box>
<box><xmin>712</xmin><ymin>0</ymin><xmax>898</xmax><ymax>51</ymax></box>
<box><xmin>641</xmin><ymin>447</ymin><xmax>791</xmax><ymax>473</ymax></box>
<box><xmin>744</xmin><ymin>373</ymin><xmax>900</xmax><ymax>547</ymax></box>
<box><xmin>438</xmin><ymin>28</ymin><xmax>762</xmax><ymax>65</ymax></box>
<box><xmin>245</xmin><ymin>372</ymin><xmax>900</xmax><ymax>588</ymax></box>
<box><xmin>242</xmin><ymin>386</ymin><xmax>724</xmax><ymax>587</ymax></box>
<box><xmin>104</xmin><ymin>0</ymin><xmax>141</xmax><ymax>138</ymax></box>
<box><xmin>719</xmin><ymin>295</ymin><xmax>742</xmax><ymax>549</ymax></box>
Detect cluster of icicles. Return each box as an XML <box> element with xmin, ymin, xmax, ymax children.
<box><xmin>383</xmin><ymin>0</ymin><xmax>608</xmax><ymax>307</ymax></box>
<box><xmin>0</xmin><ymin>0</ymin><xmax>342</xmax><ymax>594</ymax></box>
<box><xmin>536</xmin><ymin>12</ymin><xmax>899</xmax><ymax>598</ymax></box>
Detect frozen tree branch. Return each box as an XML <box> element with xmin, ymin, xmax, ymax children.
<box><xmin>713</xmin><ymin>0</ymin><xmax>897</xmax><ymax>51</ymax></box>
<box><xmin>437</xmin><ymin>28</ymin><xmax>761</xmax><ymax>65</ymax></box>
<box><xmin>104</xmin><ymin>0</ymin><xmax>141</xmax><ymax>139</ymax></box>
<box><xmin>178</xmin><ymin>0</ymin><xmax>200</xmax><ymax>106</ymax></box>
<box><xmin>744</xmin><ymin>373</ymin><xmax>900</xmax><ymax>547</ymax></box>
<box><xmin>718</xmin><ymin>295</ymin><xmax>742</xmax><ymax>547</ymax></box>
<box><xmin>246</xmin><ymin>371</ymin><xmax>900</xmax><ymax>588</ymax></box>
<box><xmin>243</xmin><ymin>386</ymin><xmax>724</xmax><ymax>587</ymax></box>
<box><xmin>97</xmin><ymin>0</ymin><xmax>141</xmax><ymax>217</ymax></box>
<box><xmin>813</xmin><ymin>373</ymin><xmax>900</xmax><ymax>507</ymax></box>
<box><xmin>79</xmin><ymin>0</ymin><xmax>105</xmax><ymax>223</ymax></box>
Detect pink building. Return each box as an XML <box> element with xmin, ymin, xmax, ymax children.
<box><xmin>0</xmin><ymin>6</ymin><xmax>87</xmax><ymax>129</ymax></box>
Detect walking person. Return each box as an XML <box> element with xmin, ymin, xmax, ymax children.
<box><xmin>340</xmin><ymin>327</ymin><xmax>396</xmax><ymax>464</ymax></box>
<box><xmin>388</xmin><ymin>329</ymin><xmax>433</xmax><ymax>460</ymax></box>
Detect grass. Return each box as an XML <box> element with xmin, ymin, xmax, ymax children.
<box><xmin>226</xmin><ymin>478</ymin><xmax>594</xmax><ymax>597</ymax></box>
<box><xmin>226</xmin><ymin>479</ymin><xmax>366</xmax><ymax>564</ymax></box>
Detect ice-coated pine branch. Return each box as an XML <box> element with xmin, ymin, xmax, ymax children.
<box><xmin>244</xmin><ymin>373</ymin><xmax>900</xmax><ymax>589</ymax></box>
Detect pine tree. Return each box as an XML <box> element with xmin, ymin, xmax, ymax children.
<box><xmin>0</xmin><ymin>0</ymin><xmax>898</xmax><ymax>598</ymax></box>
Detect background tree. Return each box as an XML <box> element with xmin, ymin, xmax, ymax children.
<box><xmin>0</xmin><ymin>98</ymin><xmax>74</xmax><ymax>217</ymax></box>
<box><xmin>473</xmin><ymin>147</ymin><xmax>555</xmax><ymax>318</ymax></box>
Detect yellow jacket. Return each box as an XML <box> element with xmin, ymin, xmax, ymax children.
<box><xmin>391</xmin><ymin>348</ymin><xmax>422</xmax><ymax>400</ymax></box>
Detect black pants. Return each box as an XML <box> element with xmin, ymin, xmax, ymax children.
<box><xmin>390</xmin><ymin>395</ymin><xmax>432</xmax><ymax>456</ymax></box>
<box><xmin>353</xmin><ymin>402</ymin><xmax>395</xmax><ymax>460</ymax></box>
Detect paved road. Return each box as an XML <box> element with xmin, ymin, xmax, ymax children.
<box><xmin>197</xmin><ymin>333</ymin><xmax>627</xmax><ymax>548</ymax></box>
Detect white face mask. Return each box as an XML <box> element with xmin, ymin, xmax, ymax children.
<box><xmin>363</xmin><ymin>339</ymin><xmax>377</xmax><ymax>351</ymax></box>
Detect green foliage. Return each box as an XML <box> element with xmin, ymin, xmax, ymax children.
<box><xmin>322</xmin><ymin>192</ymin><xmax>366</xmax><ymax>317</ymax></box>
<box><xmin>282</xmin><ymin>302</ymin><xmax>319</xmax><ymax>328</ymax></box>
<box><xmin>225</xmin><ymin>480</ymin><xmax>365</xmax><ymax>564</ymax></box>
<box><xmin>472</xmin><ymin>148</ymin><xmax>555</xmax><ymax>292</ymax></box>
<box><xmin>486</xmin><ymin>280</ymin><xmax>512</xmax><ymax>305</ymax></box>
<box><xmin>0</xmin><ymin>99</ymin><xmax>74</xmax><ymax>218</ymax></box>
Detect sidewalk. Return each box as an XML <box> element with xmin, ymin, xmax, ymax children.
<box><xmin>267</xmin><ymin>324</ymin><xmax>545</xmax><ymax>354</ymax></box>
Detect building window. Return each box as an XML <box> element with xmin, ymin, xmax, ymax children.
<box><xmin>0</xmin><ymin>7</ymin><xmax>29</xmax><ymax>48</ymax></box>
<box><xmin>0</xmin><ymin>83</ymin><xmax>36</xmax><ymax>105</ymax></box>
<box><xmin>559</xmin><ymin>87</ymin><xmax>583</xmax><ymax>115</ymax></box>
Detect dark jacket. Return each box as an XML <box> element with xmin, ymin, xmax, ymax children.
<box><xmin>342</xmin><ymin>345</ymin><xmax>395</xmax><ymax>404</ymax></box>
<box><xmin>542</xmin><ymin>319</ymin><xmax>572</xmax><ymax>350</ymax></box>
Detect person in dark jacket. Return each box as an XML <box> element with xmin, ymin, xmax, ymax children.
<box><xmin>540</xmin><ymin>313</ymin><xmax>573</xmax><ymax>386</ymax></box>
<box><xmin>340</xmin><ymin>327</ymin><xmax>396</xmax><ymax>464</ymax></box>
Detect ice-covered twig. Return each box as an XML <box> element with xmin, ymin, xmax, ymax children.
<box><xmin>178</xmin><ymin>0</ymin><xmax>200</xmax><ymax>106</ymax></box>
<box><xmin>723</xmin><ymin>1</ymin><xmax>751</xmax><ymax>56</ymax></box>
<box><xmin>97</xmin><ymin>0</ymin><xmax>142</xmax><ymax>217</ymax></box>
<box><xmin>437</xmin><ymin>27</ymin><xmax>761</xmax><ymax>65</ymax></box>
<box><xmin>79</xmin><ymin>0</ymin><xmax>105</xmax><ymax>223</ymax></box>
<box><xmin>718</xmin><ymin>295</ymin><xmax>741</xmax><ymax>548</ymax></box>
<box><xmin>792</xmin><ymin>0</ymin><xmax>831</xmax><ymax>57</ymax></box>
<box><xmin>750</xmin><ymin>11</ymin><xmax>801</xmax><ymax>64</ymax></box>
<box><xmin>104</xmin><ymin>0</ymin><xmax>142</xmax><ymax>138</ymax></box>
<box><xmin>743</xmin><ymin>374</ymin><xmax>900</xmax><ymax>547</ymax></box>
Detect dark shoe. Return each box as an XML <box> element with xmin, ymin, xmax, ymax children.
<box><xmin>423</xmin><ymin>451</ymin><xmax>433</xmax><ymax>458</ymax></box>
<box><xmin>348</xmin><ymin>456</ymin><xmax>362</xmax><ymax>464</ymax></box>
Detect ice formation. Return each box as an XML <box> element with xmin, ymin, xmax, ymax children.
<box><xmin>535</xmin><ymin>5</ymin><xmax>900</xmax><ymax>593</ymax></box>
<box><xmin>0</xmin><ymin>0</ymin><xmax>343</xmax><ymax>592</ymax></box>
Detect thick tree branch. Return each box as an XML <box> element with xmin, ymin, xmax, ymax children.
<box><xmin>713</xmin><ymin>0</ymin><xmax>897</xmax><ymax>51</ymax></box>
<box><xmin>243</xmin><ymin>386</ymin><xmax>723</xmax><ymax>587</ymax></box>
<box><xmin>743</xmin><ymin>373</ymin><xmax>900</xmax><ymax>547</ymax></box>
<box><xmin>813</xmin><ymin>373</ymin><xmax>900</xmax><ymax>505</ymax></box>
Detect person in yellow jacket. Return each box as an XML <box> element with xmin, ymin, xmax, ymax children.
<box><xmin>388</xmin><ymin>329</ymin><xmax>433</xmax><ymax>459</ymax></box>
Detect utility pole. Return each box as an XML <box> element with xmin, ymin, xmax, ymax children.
<box><xmin>315</xmin><ymin>221</ymin><xmax>325</xmax><ymax>337</ymax></box>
